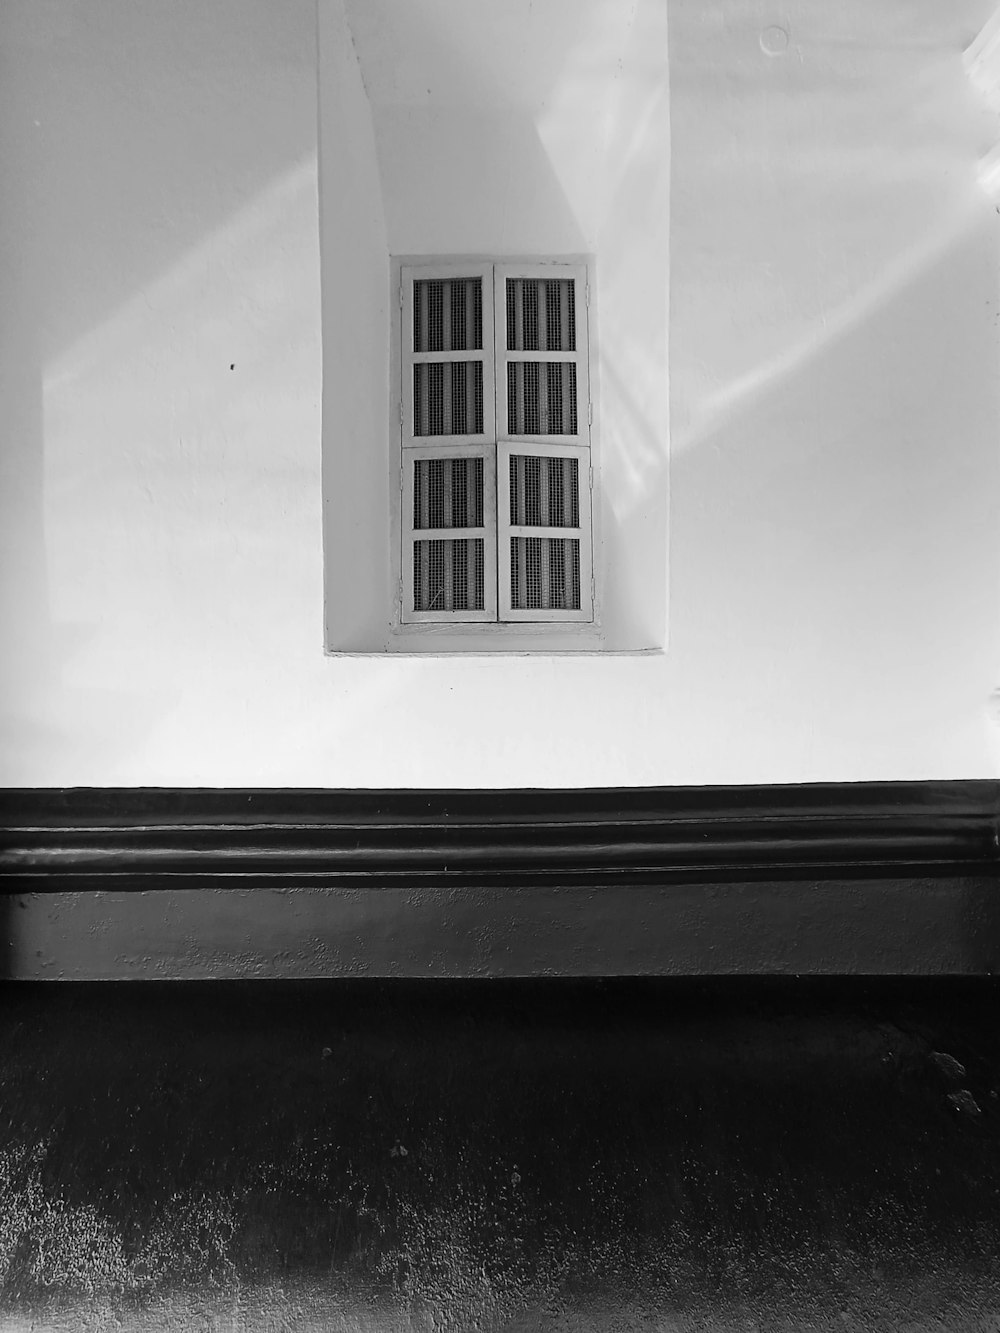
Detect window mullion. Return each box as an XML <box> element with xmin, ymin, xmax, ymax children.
<box><xmin>492</xmin><ymin>264</ymin><xmax>502</xmax><ymax>621</ymax></box>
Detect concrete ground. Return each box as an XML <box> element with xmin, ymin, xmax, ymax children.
<box><xmin>0</xmin><ymin>977</ymin><xmax>998</xmax><ymax>1330</ymax></box>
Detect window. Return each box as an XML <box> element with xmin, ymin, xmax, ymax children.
<box><xmin>396</xmin><ymin>260</ymin><xmax>595</xmax><ymax>627</ymax></box>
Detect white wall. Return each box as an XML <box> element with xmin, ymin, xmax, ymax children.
<box><xmin>320</xmin><ymin>0</ymin><xmax>392</xmax><ymax>650</ymax></box>
<box><xmin>0</xmin><ymin>0</ymin><xmax>998</xmax><ymax>786</ymax></box>
<box><xmin>0</xmin><ymin>0</ymin><xmax>325</xmax><ymax>785</ymax></box>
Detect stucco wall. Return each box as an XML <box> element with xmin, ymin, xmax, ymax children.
<box><xmin>1</xmin><ymin>0</ymin><xmax>998</xmax><ymax>786</ymax></box>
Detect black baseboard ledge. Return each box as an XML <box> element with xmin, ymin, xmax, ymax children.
<box><xmin>0</xmin><ymin>781</ymin><xmax>997</xmax><ymax>978</ymax></box>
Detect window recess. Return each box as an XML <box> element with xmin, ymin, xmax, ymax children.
<box><xmin>398</xmin><ymin>259</ymin><xmax>595</xmax><ymax>627</ymax></box>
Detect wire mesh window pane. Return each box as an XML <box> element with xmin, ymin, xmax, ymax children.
<box><xmin>414</xmin><ymin>361</ymin><xmax>484</xmax><ymax>436</ymax></box>
<box><xmin>506</xmin><ymin>363</ymin><xmax>577</xmax><ymax>436</ymax></box>
<box><xmin>509</xmin><ymin>455</ymin><xmax>579</xmax><ymax>528</ymax></box>
<box><xmin>413</xmin><ymin>538</ymin><xmax>485</xmax><ymax>612</ymax></box>
<box><xmin>510</xmin><ymin>537</ymin><xmax>580</xmax><ymax>611</ymax></box>
<box><xmin>413</xmin><ymin>278</ymin><xmax>483</xmax><ymax>352</ymax></box>
<box><xmin>413</xmin><ymin>457</ymin><xmax>485</xmax><ymax>530</ymax></box>
<box><xmin>506</xmin><ymin>279</ymin><xmax>576</xmax><ymax>352</ymax></box>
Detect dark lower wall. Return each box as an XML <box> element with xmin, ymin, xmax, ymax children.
<box><xmin>2</xmin><ymin>782</ymin><xmax>999</xmax><ymax>978</ymax></box>
<box><xmin>7</xmin><ymin>874</ymin><xmax>1000</xmax><ymax>978</ymax></box>
<box><xmin>0</xmin><ymin>978</ymin><xmax>999</xmax><ymax>1330</ymax></box>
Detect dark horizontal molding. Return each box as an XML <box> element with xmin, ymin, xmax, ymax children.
<box><xmin>1</xmin><ymin>781</ymin><xmax>997</xmax><ymax>893</ymax></box>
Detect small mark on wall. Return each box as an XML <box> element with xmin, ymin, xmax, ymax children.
<box><xmin>760</xmin><ymin>25</ymin><xmax>789</xmax><ymax>55</ymax></box>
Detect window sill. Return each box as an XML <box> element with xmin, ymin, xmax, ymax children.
<box><xmin>326</xmin><ymin>626</ymin><xmax>663</xmax><ymax>656</ymax></box>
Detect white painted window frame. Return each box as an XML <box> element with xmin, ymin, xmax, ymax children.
<box><xmin>393</xmin><ymin>257</ymin><xmax>596</xmax><ymax>630</ymax></box>
<box><xmin>400</xmin><ymin>443</ymin><xmax>498</xmax><ymax>624</ymax></box>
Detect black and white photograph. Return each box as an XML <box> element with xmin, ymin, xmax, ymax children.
<box><xmin>1</xmin><ymin>0</ymin><xmax>1000</xmax><ymax>1327</ymax></box>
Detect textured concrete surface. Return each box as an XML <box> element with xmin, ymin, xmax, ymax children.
<box><xmin>0</xmin><ymin>978</ymin><xmax>998</xmax><ymax>1330</ymax></box>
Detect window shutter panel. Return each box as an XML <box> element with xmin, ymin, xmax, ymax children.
<box><xmin>495</xmin><ymin>266</ymin><xmax>590</xmax><ymax>448</ymax></box>
<box><xmin>401</xmin><ymin>446</ymin><xmax>498</xmax><ymax>623</ymax></box>
<box><xmin>494</xmin><ymin>264</ymin><xmax>594</xmax><ymax>622</ymax></box>
<box><xmin>497</xmin><ymin>442</ymin><xmax>594</xmax><ymax>622</ymax></box>
<box><xmin>402</xmin><ymin>265</ymin><xmax>496</xmax><ymax>447</ymax></box>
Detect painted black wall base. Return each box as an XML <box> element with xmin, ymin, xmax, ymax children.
<box><xmin>0</xmin><ymin>782</ymin><xmax>998</xmax><ymax>976</ymax></box>
<box><xmin>2</xmin><ymin>781</ymin><xmax>998</xmax><ymax>889</ymax></box>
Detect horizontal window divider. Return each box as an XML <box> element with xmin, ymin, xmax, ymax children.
<box><xmin>412</xmin><ymin>527</ymin><xmax>488</xmax><ymax>541</ymax></box>
<box><xmin>500</xmin><ymin>350</ymin><xmax>580</xmax><ymax>363</ymax></box>
<box><xmin>410</xmin><ymin>350</ymin><xmax>485</xmax><ymax>364</ymax></box>
<box><xmin>403</xmin><ymin>437</ymin><xmax>493</xmax><ymax>449</ymax></box>
<box><xmin>499</xmin><ymin>440</ymin><xmax>591</xmax><ymax>454</ymax></box>
<box><xmin>501</xmin><ymin>435</ymin><xmax>586</xmax><ymax>447</ymax></box>
<box><xmin>507</xmin><ymin>525</ymin><xmax>582</xmax><ymax>538</ymax></box>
